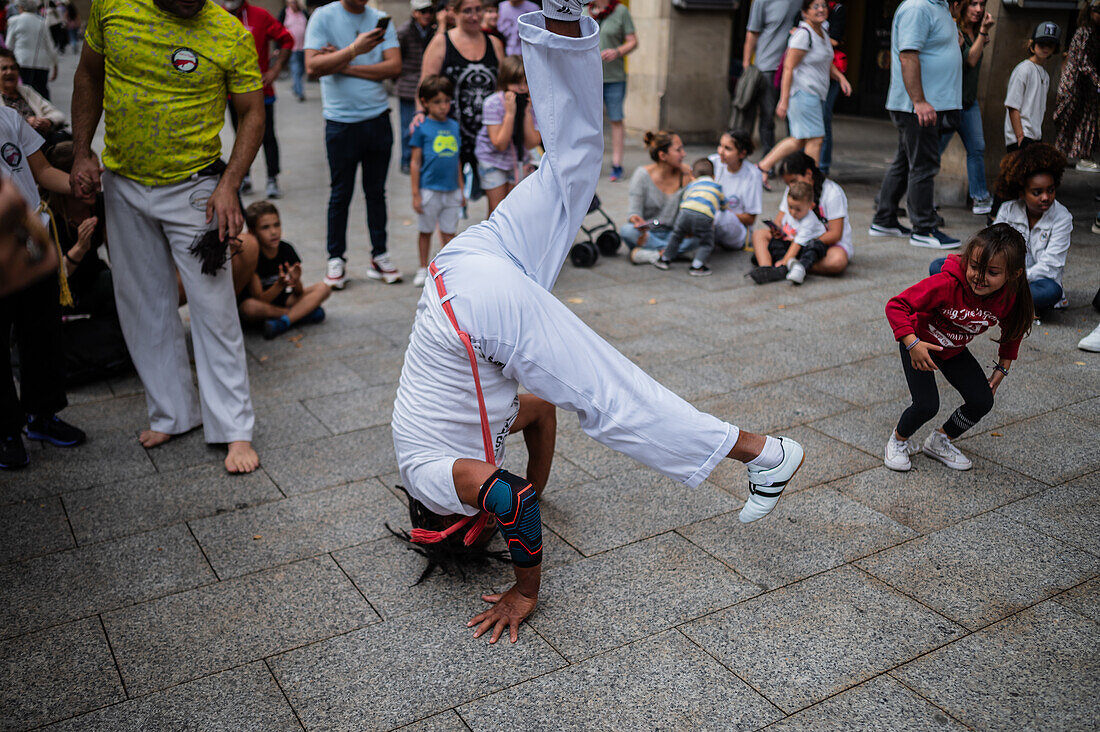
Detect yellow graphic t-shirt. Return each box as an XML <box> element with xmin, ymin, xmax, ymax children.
<box><xmin>85</xmin><ymin>0</ymin><xmax>262</xmax><ymax>186</ymax></box>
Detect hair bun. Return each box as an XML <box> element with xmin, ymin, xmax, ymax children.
<box><xmin>643</xmin><ymin>131</ymin><xmax>656</xmax><ymax>148</ymax></box>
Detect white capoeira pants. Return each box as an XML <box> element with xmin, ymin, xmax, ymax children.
<box><xmin>391</xmin><ymin>13</ymin><xmax>739</xmax><ymax>517</ymax></box>
<box><xmin>103</xmin><ymin>170</ymin><xmax>254</xmax><ymax>443</ymax></box>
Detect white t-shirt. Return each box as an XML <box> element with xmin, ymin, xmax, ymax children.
<box><xmin>788</xmin><ymin>21</ymin><xmax>833</xmax><ymax>100</ymax></box>
<box><xmin>709</xmin><ymin>155</ymin><xmax>763</xmax><ymax>216</ymax></box>
<box><xmin>779</xmin><ymin>179</ymin><xmax>852</xmax><ymax>256</ymax></box>
<box><xmin>779</xmin><ymin>207</ymin><xmax>826</xmax><ymax>245</ymax></box>
<box><xmin>1003</xmin><ymin>59</ymin><xmax>1049</xmax><ymax>147</ymax></box>
<box><xmin>0</xmin><ymin>106</ymin><xmax>45</xmax><ymax>222</ymax></box>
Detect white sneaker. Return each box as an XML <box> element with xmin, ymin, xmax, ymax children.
<box><xmin>1079</xmin><ymin>323</ymin><xmax>1100</xmax><ymax>352</ymax></box>
<box><xmin>884</xmin><ymin>435</ymin><xmax>921</xmax><ymax>472</ymax></box>
<box><xmin>413</xmin><ymin>267</ymin><xmax>428</xmax><ymax>287</ymax></box>
<box><xmin>971</xmin><ymin>197</ymin><xmax>993</xmax><ymax>215</ymax></box>
<box><xmin>739</xmin><ymin>437</ymin><xmax>805</xmax><ymax>523</ymax></box>
<box><xmin>923</xmin><ymin>431</ymin><xmax>972</xmax><ymax>471</ymax></box>
<box><xmin>909</xmin><ymin>229</ymin><xmax>961</xmax><ymax>249</ymax></box>
<box><xmin>1075</xmin><ymin>159</ymin><xmax>1100</xmax><ymax>173</ymax></box>
<box><xmin>324</xmin><ymin>257</ymin><xmax>348</xmax><ymax>290</ymax></box>
<box><xmin>786</xmin><ymin>260</ymin><xmax>806</xmax><ymax>285</ymax></box>
<box><xmin>1053</xmin><ymin>295</ymin><xmax>1069</xmax><ymax>310</ymax></box>
<box><xmin>630</xmin><ymin>247</ymin><xmax>661</xmax><ymax>265</ymax></box>
<box><xmin>367</xmin><ymin>252</ymin><xmax>402</xmax><ymax>284</ymax></box>
<box><xmin>265</xmin><ymin>177</ymin><xmax>281</xmax><ymax>199</ymax></box>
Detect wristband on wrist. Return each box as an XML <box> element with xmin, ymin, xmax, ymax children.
<box><xmin>905</xmin><ymin>339</ymin><xmax>920</xmax><ymax>351</ymax></box>
<box><xmin>64</xmin><ymin>251</ymin><xmax>81</xmax><ymax>265</ymax></box>
<box><xmin>992</xmin><ymin>363</ymin><xmax>1009</xmax><ymax>376</ymax></box>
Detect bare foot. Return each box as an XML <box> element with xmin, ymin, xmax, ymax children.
<box><xmin>139</xmin><ymin>429</ymin><xmax>172</xmax><ymax>448</ymax></box>
<box><xmin>225</xmin><ymin>441</ymin><xmax>260</xmax><ymax>474</ymax></box>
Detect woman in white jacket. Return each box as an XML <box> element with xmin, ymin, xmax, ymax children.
<box><xmin>0</xmin><ymin>48</ymin><xmax>66</xmax><ymax>141</ymax></box>
<box><xmin>4</xmin><ymin>0</ymin><xmax>58</xmax><ymax>100</ymax></box>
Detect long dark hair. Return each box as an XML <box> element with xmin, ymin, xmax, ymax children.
<box><xmin>776</xmin><ymin>150</ymin><xmax>824</xmax><ymax>204</ymax></box>
<box><xmin>961</xmin><ymin>223</ymin><xmax>1033</xmax><ymax>345</ymax></box>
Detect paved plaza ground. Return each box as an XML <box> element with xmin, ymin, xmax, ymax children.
<box><xmin>1</xmin><ymin>53</ymin><xmax>1098</xmax><ymax>730</ymax></box>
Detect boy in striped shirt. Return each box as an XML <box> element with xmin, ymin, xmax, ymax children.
<box><xmin>655</xmin><ymin>158</ymin><xmax>725</xmax><ymax>276</ymax></box>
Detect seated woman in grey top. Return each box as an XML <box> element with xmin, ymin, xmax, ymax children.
<box><xmin>619</xmin><ymin>129</ymin><xmax>694</xmax><ymax>258</ymax></box>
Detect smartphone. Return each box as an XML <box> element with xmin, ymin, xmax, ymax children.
<box><xmin>764</xmin><ymin>219</ymin><xmax>781</xmax><ymax>235</ymax></box>
<box><xmin>635</xmin><ymin>219</ymin><xmax>660</xmax><ymax>231</ymax></box>
<box><xmin>375</xmin><ymin>16</ymin><xmax>390</xmax><ymax>31</ymax></box>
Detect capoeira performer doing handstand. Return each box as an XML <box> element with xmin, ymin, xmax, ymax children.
<box><xmin>391</xmin><ymin>1</ymin><xmax>805</xmax><ymax>644</ymax></box>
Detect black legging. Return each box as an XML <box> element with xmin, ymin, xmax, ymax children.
<box><xmin>896</xmin><ymin>342</ymin><xmax>994</xmax><ymax>440</ymax></box>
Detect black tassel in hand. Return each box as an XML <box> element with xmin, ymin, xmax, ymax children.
<box><xmin>188</xmin><ymin>229</ymin><xmax>239</xmax><ymax>276</ymax></box>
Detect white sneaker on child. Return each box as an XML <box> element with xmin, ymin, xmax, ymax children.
<box><xmin>922</xmin><ymin>431</ymin><xmax>972</xmax><ymax>470</ymax></box>
<box><xmin>884</xmin><ymin>435</ymin><xmax>921</xmax><ymax>471</ymax></box>
<box><xmin>739</xmin><ymin>437</ymin><xmax>804</xmax><ymax>523</ymax></box>
<box><xmin>786</xmin><ymin>260</ymin><xmax>806</xmax><ymax>285</ymax></box>
<box><xmin>630</xmin><ymin>247</ymin><xmax>661</xmax><ymax>265</ymax></box>
<box><xmin>413</xmin><ymin>267</ymin><xmax>428</xmax><ymax>287</ymax></box>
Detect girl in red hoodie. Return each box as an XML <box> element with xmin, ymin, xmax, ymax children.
<box><xmin>884</xmin><ymin>224</ymin><xmax>1034</xmax><ymax>472</ymax></box>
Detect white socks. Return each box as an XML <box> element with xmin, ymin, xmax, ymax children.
<box><xmin>747</xmin><ymin>435</ymin><xmax>783</xmax><ymax>470</ymax></box>
<box><xmin>542</xmin><ymin>0</ymin><xmax>588</xmax><ymax>22</ymax></box>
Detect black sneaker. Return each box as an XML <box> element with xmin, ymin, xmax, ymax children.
<box><xmin>26</xmin><ymin>415</ymin><xmax>86</xmax><ymax>447</ymax></box>
<box><xmin>868</xmin><ymin>221</ymin><xmax>912</xmax><ymax>238</ymax></box>
<box><xmin>748</xmin><ymin>265</ymin><xmax>788</xmax><ymax>284</ymax></box>
<box><xmin>0</xmin><ymin>434</ymin><xmax>29</xmax><ymax>469</ymax></box>
<box><xmin>688</xmin><ymin>264</ymin><xmax>712</xmax><ymax>277</ymax></box>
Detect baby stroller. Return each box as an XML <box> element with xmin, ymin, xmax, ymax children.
<box><xmin>569</xmin><ymin>194</ymin><xmax>621</xmax><ymax>267</ymax></box>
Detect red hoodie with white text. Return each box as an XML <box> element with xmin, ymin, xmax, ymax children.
<box><xmin>885</xmin><ymin>255</ymin><xmax>1021</xmax><ymax>361</ymax></box>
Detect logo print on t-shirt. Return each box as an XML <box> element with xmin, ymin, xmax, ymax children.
<box><xmin>1</xmin><ymin>143</ymin><xmax>22</xmax><ymax>170</ymax></box>
<box><xmin>171</xmin><ymin>48</ymin><xmax>199</xmax><ymax>74</ymax></box>
<box><xmin>432</xmin><ymin>131</ymin><xmax>459</xmax><ymax>157</ymax></box>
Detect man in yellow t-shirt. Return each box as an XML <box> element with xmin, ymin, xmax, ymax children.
<box><xmin>69</xmin><ymin>0</ymin><xmax>266</xmax><ymax>474</ymax></box>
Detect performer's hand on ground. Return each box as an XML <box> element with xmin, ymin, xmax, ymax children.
<box><xmin>207</xmin><ymin>180</ymin><xmax>244</xmax><ymax>240</ymax></box>
<box><xmin>468</xmin><ymin>584</ymin><xmax>537</xmax><ymax>644</ymax></box>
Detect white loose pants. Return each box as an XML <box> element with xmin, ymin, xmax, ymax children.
<box><xmin>391</xmin><ymin>14</ymin><xmax>738</xmax><ymax>517</ymax></box>
<box><xmin>103</xmin><ymin>170</ymin><xmax>254</xmax><ymax>443</ymax></box>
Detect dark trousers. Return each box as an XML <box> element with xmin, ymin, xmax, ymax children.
<box><xmin>896</xmin><ymin>343</ymin><xmax>993</xmax><ymax>440</ymax></box>
<box><xmin>399</xmin><ymin>97</ymin><xmax>417</xmax><ymax>169</ymax></box>
<box><xmin>0</xmin><ymin>276</ymin><xmax>67</xmax><ymax>437</ymax></box>
<box><xmin>18</xmin><ymin>67</ymin><xmax>49</xmax><ymax>101</ymax></box>
<box><xmin>662</xmin><ymin>209</ymin><xmax>715</xmax><ymax>264</ymax></box>
<box><xmin>874</xmin><ymin>110</ymin><xmax>948</xmax><ymax>233</ymax></box>
<box><xmin>229</xmin><ymin>99</ymin><xmax>279</xmax><ymax>178</ymax></box>
<box><xmin>753</xmin><ymin>74</ymin><xmax>781</xmax><ymax>158</ymax></box>
<box><xmin>820</xmin><ymin>78</ymin><xmax>841</xmax><ymax>174</ymax></box>
<box><xmin>325</xmin><ymin>112</ymin><xmax>393</xmax><ymax>260</ymax></box>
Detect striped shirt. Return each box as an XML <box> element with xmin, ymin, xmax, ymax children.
<box><xmin>678</xmin><ymin>176</ymin><xmax>725</xmax><ymax>219</ymax></box>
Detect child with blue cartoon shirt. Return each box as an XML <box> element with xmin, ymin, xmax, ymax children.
<box><xmin>410</xmin><ymin>74</ymin><xmax>465</xmax><ymax>288</ymax></box>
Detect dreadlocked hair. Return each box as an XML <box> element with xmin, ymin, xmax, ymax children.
<box><xmin>385</xmin><ymin>486</ymin><xmax>510</xmax><ymax>585</ymax></box>
<box><xmin>961</xmin><ymin>223</ymin><xmax>1033</xmax><ymax>344</ymax></box>
<box><xmin>776</xmin><ymin>150</ymin><xmax>825</xmax><ymax>204</ymax></box>
<box><xmin>994</xmin><ymin>142</ymin><xmax>1066</xmax><ymax>201</ymax></box>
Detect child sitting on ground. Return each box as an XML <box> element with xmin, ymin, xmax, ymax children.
<box><xmin>884</xmin><ymin>224</ymin><xmax>1032</xmax><ymax>472</ymax></box>
<box><xmin>654</xmin><ymin>158</ymin><xmax>725</xmax><ymax>276</ymax></box>
<box><xmin>410</xmin><ymin>75</ymin><xmax>465</xmax><ymax>288</ymax></box>
<box><xmin>475</xmin><ymin>54</ymin><xmax>540</xmax><ymax>216</ymax></box>
<box><xmin>775</xmin><ymin>151</ymin><xmax>853</xmax><ymax>276</ymax></box>
<box><xmin>749</xmin><ymin>179</ymin><xmax>826</xmax><ymax>285</ymax></box>
<box><xmin>237</xmin><ymin>201</ymin><xmax>329</xmax><ymax>340</ymax></box>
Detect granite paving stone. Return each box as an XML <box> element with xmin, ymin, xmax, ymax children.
<box><xmin>260</xmin><ymin>426</ymin><xmax>397</xmax><ymax>495</ymax></box>
<box><xmin>893</xmin><ymin>601</ymin><xmax>1100</xmax><ymax>731</ymax></box>
<box><xmin>1053</xmin><ymin>578</ymin><xmax>1100</xmax><ymax>623</ymax></box>
<box><xmin>791</xmin><ymin>353</ymin><xmax>911</xmax><ymax>406</ymax></box>
<box><xmin>458</xmin><ymin>630</ymin><xmax>782</xmax><ymax>731</ymax></box>
<box><xmin>244</xmin><ymin>323</ymin><xmax>394</xmax><ymax>369</ymax></box>
<box><xmin>0</xmin><ymin>524</ymin><xmax>213</xmax><ymax>639</ymax></box>
<box><xmin>395</xmin><ymin>711</ymin><xmax>470</xmax><ymax>732</ymax></box>
<box><xmin>693</xmin><ymin>380</ymin><xmax>857</xmax><ymax>436</ymax></box>
<box><xmin>856</xmin><ymin>512</ymin><xmax>1100</xmax><ymax>630</ymax></box>
<box><xmin>247</xmin><ymin>358</ymin><xmax>366</xmax><ymax>402</ymax></box>
<box><xmin>268</xmin><ymin>606</ymin><xmax>566</xmax><ymax>731</ymax></box>
<box><xmin>335</xmin><ymin>528</ymin><xmax>582</xmax><ymax>621</ymax></box>
<box><xmin>103</xmin><ymin>555</ymin><xmax>378</xmax><ymax>695</ymax></box>
<box><xmin>525</xmin><ymin>533</ymin><xmax>761</xmax><ymax>661</ymax></box>
<box><xmin>550</xmin><ymin>422</ymin><xmax>644</xmax><ymax>480</ymax></box>
<box><xmin>994</xmin><ymin>476</ymin><xmax>1100</xmax><ymax>554</ymax></box>
<box><xmin>0</xmin><ymin>617</ymin><xmax>124</xmax><ymax>730</ymax></box>
<box><xmin>500</xmin><ymin>432</ymin><xmax>594</xmax><ymax>492</ymax></box>
<box><xmin>679</xmin><ymin>487</ymin><xmax>916</xmax><ymax>590</ymax></box>
<box><xmin>0</xmin><ymin>496</ymin><xmax>74</xmax><ymax>564</ymax></box>
<box><xmin>682</xmin><ymin>566</ymin><xmax>965</xmax><ymax>712</ymax></box>
<box><xmin>190</xmin><ymin>479</ymin><xmax>408</xmax><ymax>578</ymax></box>
<box><xmin>63</xmin><ymin>463</ymin><xmax>283</xmax><ymax>545</ymax></box>
<box><xmin>303</xmin><ymin>383</ymin><xmax>400</xmax><ymax>435</ymax></box>
<box><xmin>337</xmin><ymin>347</ymin><xmax>409</xmax><ymax>387</ymax></box>
<box><xmin>962</xmin><ymin>409</ymin><xmax>1100</xmax><ymax>485</ymax></box>
<box><xmin>975</xmin><ymin>356</ymin><xmax>1100</xmax><ymax>431</ymax></box>
<box><xmin>59</xmin><ymin>393</ymin><xmax>147</xmax><ymax>434</ymax></box>
<box><xmin>45</xmin><ymin>662</ymin><xmax>301</xmax><ymax>732</ymax></box>
<box><xmin>759</xmin><ymin>674</ymin><xmax>965</xmax><ymax>731</ymax></box>
<box><xmin>540</xmin><ymin>466</ymin><xmax>740</xmax><ymax>556</ymax></box>
<box><xmin>833</xmin><ymin>460</ymin><xmax>1045</xmax><ymax>534</ymax></box>
<box><xmin>808</xmin><ymin>400</ymin><xmax>912</xmax><ymax>456</ymax></box>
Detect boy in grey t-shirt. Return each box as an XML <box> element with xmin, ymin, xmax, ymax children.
<box><xmin>1004</xmin><ymin>23</ymin><xmax>1059</xmax><ymax>151</ymax></box>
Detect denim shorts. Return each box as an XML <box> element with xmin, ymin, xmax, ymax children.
<box><xmin>478</xmin><ymin>162</ymin><xmax>515</xmax><ymax>191</ymax></box>
<box><xmin>603</xmin><ymin>81</ymin><xmax>627</xmax><ymax>122</ymax></box>
<box><xmin>787</xmin><ymin>89</ymin><xmax>825</xmax><ymax>140</ymax></box>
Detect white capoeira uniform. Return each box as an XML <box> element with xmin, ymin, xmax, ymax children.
<box><xmin>391</xmin><ymin>13</ymin><xmax>739</xmax><ymax>517</ymax></box>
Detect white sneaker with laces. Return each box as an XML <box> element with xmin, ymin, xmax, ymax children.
<box><xmin>971</xmin><ymin>197</ymin><xmax>993</xmax><ymax>215</ymax></box>
<box><xmin>923</xmin><ymin>431</ymin><xmax>972</xmax><ymax>470</ymax></box>
<box><xmin>630</xmin><ymin>247</ymin><xmax>661</xmax><ymax>265</ymax></box>
<box><xmin>739</xmin><ymin>437</ymin><xmax>805</xmax><ymax>523</ymax></box>
<box><xmin>1053</xmin><ymin>295</ymin><xmax>1069</xmax><ymax>310</ymax></box>
<box><xmin>884</xmin><ymin>435</ymin><xmax>921</xmax><ymax>471</ymax></box>
<box><xmin>368</xmin><ymin>253</ymin><xmax>402</xmax><ymax>284</ymax></box>
<box><xmin>413</xmin><ymin>267</ymin><xmax>428</xmax><ymax>287</ymax></box>
<box><xmin>1075</xmin><ymin>159</ymin><xmax>1100</xmax><ymax>173</ymax></box>
<box><xmin>323</xmin><ymin>257</ymin><xmax>348</xmax><ymax>289</ymax></box>
<box><xmin>786</xmin><ymin>260</ymin><xmax>806</xmax><ymax>284</ymax></box>
<box><xmin>1078</xmin><ymin>323</ymin><xmax>1100</xmax><ymax>352</ymax></box>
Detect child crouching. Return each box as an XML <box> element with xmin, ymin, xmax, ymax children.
<box><xmin>884</xmin><ymin>224</ymin><xmax>1033</xmax><ymax>472</ymax></box>
<box><xmin>654</xmin><ymin>158</ymin><xmax>725</xmax><ymax>276</ymax></box>
<box><xmin>238</xmin><ymin>201</ymin><xmax>329</xmax><ymax>340</ymax></box>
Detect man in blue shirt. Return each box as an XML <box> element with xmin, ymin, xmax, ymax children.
<box><xmin>870</xmin><ymin>0</ymin><xmax>962</xmax><ymax>250</ymax></box>
<box><xmin>305</xmin><ymin>0</ymin><xmax>402</xmax><ymax>288</ymax></box>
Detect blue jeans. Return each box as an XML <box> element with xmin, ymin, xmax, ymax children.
<box><xmin>929</xmin><ymin>258</ymin><xmax>1062</xmax><ymax>310</ymax></box>
<box><xmin>620</xmin><ymin>222</ymin><xmax>698</xmax><ymax>254</ymax></box>
<box><xmin>939</xmin><ymin>102</ymin><xmax>990</xmax><ymax>202</ymax></box>
<box><xmin>289</xmin><ymin>50</ymin><xmax>305</xmax><ymax>99</ymax></box>
<box><xmin>820</xmin><ymin>78</ymin><xmax>841</xmax><ymax>174</ymax></box>
<box><xmin>399</xmin><ymin>98</ymin><xmax>417</xmax><ymax>170</ymax></box>
<box><xmin>325</xmin><ymin>113</ymin><xmax>392</xmax><ymax>260</ymax></box>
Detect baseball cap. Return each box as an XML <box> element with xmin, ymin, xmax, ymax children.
<box><xmin>1032</xmin><ymin>22</ymin><xmax>1061</xmax><ymax>48</ymax></box>
<box><xmin>410</xmin><ymin>0</ymin><xmax>434</xmax><ymax>10</ymax></box>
